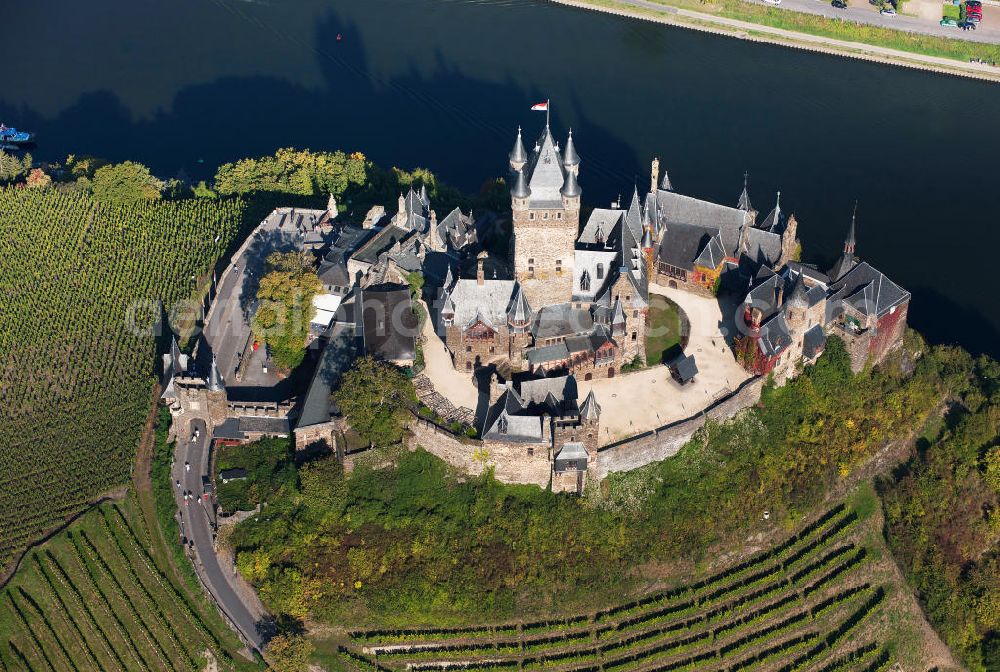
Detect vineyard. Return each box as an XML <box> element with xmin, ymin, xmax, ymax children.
<box><xmin>0</xmin><ymin>498</ymin><xmax>254</xmax><ymax>671</ymax></box>
<box><xmin>333</xmin><ymin>504</ymin><xmax>910</xmax><ymax>672</ymax></box>
<box><xmin>0</xmin><ymin>187</ymin><xmax>244</xmax><ymax>573</ymax></box>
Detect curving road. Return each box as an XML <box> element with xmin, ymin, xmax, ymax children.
<box><xmin>173</xmin><ymin>418</ymin><xmax>270</xmax><ymax>652</ymax></box>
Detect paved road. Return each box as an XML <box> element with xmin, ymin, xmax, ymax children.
<box><xmin>566</xmin><ymin>0</ymin><xmax>1000</xmax><ymax>76</ymax></box>
<box><xmin>593</xmin><ymin>0</ymin><xmax>1000</xmax><ymax>46</ymax></box>
<box><xmin>173</xmin><ymin>418</ymin><xmax>268</xmax><ymax>652</ymax></box>
<box><xmin>765</xmin><ymin>0</ymin><xmax>1000</xmax><ymax>45</ymax></box>
<box><xmin>202</xmin><ymin>210</ymin><xmax>302</xmax><ymax>386</ymax></box>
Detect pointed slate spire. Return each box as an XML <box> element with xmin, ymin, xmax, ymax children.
<box><xmin>420</xmin><ymin>182</ymin><xmax>430</xmax><ymax>208</ymax></box>
<box><xmin>207</xmin><ymin>354</ymin><xmax>225</xmax><ymax>391</ymax></box>
<box><xmin>611</xmin><ymin>297</ymin><xmax>626</xmax><ymax>333</ymax></box>
<box><xmin>169</xmin><ymin>335</ymin><xmax>182</xmax><ymax>375</ymax></box>
<box><xmin>828</xmin><ymin>204</ymin><xmax>858</xmax><ymax>281</ymax></box>
<box><xmin>560</xmin><ymin>168</ymin><xmax>581</xmax><ymax>198</ymax></box>
<box><xmin>845</xmin><ymin>201</ymin><xmax>857</xmax><ymax>256</ymax></box>
<box><xmin>511</xmin><ymin>168</ymin><xmax>531</xmax><ymax>199</ymax></box>
<box><xmin>563</xmin><ymin>129</ymin><xmax>580</xmax><ymax>167</ymax></box>
<box><xmin>786</xmin><ymin>273</ymin><xmax>809</xmax><ymax>308</ymax></box>
<box><xmin>507</xmin><ymin>283</ymin><xmax>534</xmax><ymax>328</ymax></box>
<box><xmin>660</xmin><ymin>167</ymin><xmax>674</xmax><ymax>192</ymax></box>
<box><xmin>510</xmin><ymin>126</ymin><xmax>528</xmax><ymax>166</ymax></box>
<box><xmin>737</xmin><ymin>171</ymin><xmax>753</xmax><ymax>212</ymax></box>
<box><xmin>443</xmin><ymin>263</ymin><xmax>454</xmax><ymax>291</ymax></box>
<box><xmin>579</xmin><ymin>390</ymin><xmax>601</xmax><ymax>421</ymax></box>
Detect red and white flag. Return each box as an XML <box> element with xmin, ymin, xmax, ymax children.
<box><xmin>530</xmin><ymin>100</ymin><xmax>549</xmax><ymax>111</ymax></box>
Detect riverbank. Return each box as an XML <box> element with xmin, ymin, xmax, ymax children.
<box><xmin>552</xmin><ymin>0</ymin><xmax>1000</xmax><ymax>82</ymax></box>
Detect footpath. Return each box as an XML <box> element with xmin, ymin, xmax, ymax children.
<box><xmin>552</xmin><ymin>0</ymin><xmax>1000</xmax><ymax>82</ymax></box>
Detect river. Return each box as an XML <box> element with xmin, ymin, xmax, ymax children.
<box><xmin>3</xmin><ymin>0</ymin><xmax>999</xmax><ymax>355</ymax></box>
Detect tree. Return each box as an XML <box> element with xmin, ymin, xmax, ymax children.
<box><xmin>90</xmin><ymin>161</ymin><xmax>163</xmax><ymax>205</ymax></box>
<box><xmin>0</xmin><ymin>151</ymin><xmax>31</xmax><ymax>183</ymax></box>
<box><xmin>25</xmin><ymin>168</ymin><xmax>52</xmax><ymax>189</ymax></box>
<box><xmin>250</xmin><ymin>252</ymin><xmax>321</xmax><ymax>372</ymax></box>
<box><xmin>299</xmin><ymin>455</ymin><xmax>347</xmax><ymax>514</ymax></box>
<box><xmin>264</xmin><ymin>633</ymin><xmax>314</xmax><ymax>672</ymax></box>
<box><xmin>214</xmin><ymin>148</ymin><xmax>369</xmax><ymax>197</ymax></box>
<box><xmin>333</xmin><ymin>356</ymin><xmax>416</xmax><ymax>447</ymax></box>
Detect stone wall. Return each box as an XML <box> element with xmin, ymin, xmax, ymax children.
<box><xmin>592</xmin><ymin>377</ymin><xmax>764</xmax><ymax>479</ymax></box>
<box><xmin>407</xmin><ymin>417</ymin><xmax>550</xmax><ymax>487</ymax></box>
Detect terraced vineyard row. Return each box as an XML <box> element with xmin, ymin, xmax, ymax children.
<box><xmin>0</xmin><ymin>188</ymin><xmax>244</xmax><ymax>571</ymax></box>
<box><xmin>0</xmin><ymin>501</ymin><xmax>246</xmax><ymax>671</ymax></box>
<box><xmin>341</xmin><ymin>506</ymin><xmax>893</xmax><ymax>672</ymax></box>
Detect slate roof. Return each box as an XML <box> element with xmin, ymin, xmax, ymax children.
<box><xmin>317</xmin><ymin>259</ymin><xmax>350</xmax><ymax>288</ymax></box>
<box><xmin>446</xmin><ymin>278</ymin><xmax>517</xmax><ymax>330</ymax></box>
<box><xmin>554</xmin><ymin>442</ymin><xmax>588</xmax><ymax>470</ymax></box>
<box><xmin>655</xmin><ymin>189</ymin><xmax>748</xmax><ymax>231</ymax></box>
<box><xmin>803</xmin><ymin>324</ymin><xmax>827</xmax><ymax>360</ymax></box>
<box><xmin>352</xmin><ymin>224</ymin><xmax>412</xmax><ymax>265</ymax></box>
<box><xmin>744</xmin><ymin>227</ymin><xmax>783</xmax><ymax>268</ymax></box>
<box><xmin>524</xmin><ymin>126</ymin><xmax>567</xmax><ymax>208</ymax></box>
<box><xmin>361</xmin><ymin>285</ymin><xmax>417</xmax><ymax>363</ymax></box>
<box><xmin>579</xmin><ymin>390</ymin><xmax>601</xmax><ymax>420</ymax></box>
<box><xmin>757</xmin><ymin>313</ymin><xmax>792</xmax><ymax>357</ymax></box>
<box><xmin>827</xmin><ymin>261</ymin><xmax>910</xmax><ymax>321</ymax></box>
<box><xmin>436</xmin><ymin>207</ymin><xmax>477</xmax><ymax>250</ymax></box>
<box><xmin>672</xmin><ymin>354</ymin><xmax>699</xmax><ymax>383</ymax></box>
<box><xmin>481</xmin><ymin>374</ymin><xmax>581</xmax><ymax>441</ymax></box>
<box><xmin>572</xmin><ymin>249</ymin><xmax>617</xmax><ymax>301</ymax></box>
<box><xmin>657</xmin><ymin>222</ymin><xmax>720</xmax><ymax>271</ymax></box>
<box><xmin>578</xmin><ymin>209</ymin><xmax>622</xmax><ymax>247</ymax></box>
<box><xmin>786</xmin><ymin>262</ymin><xmax>830</xmax><ymax>286</ymax></box>
<box><xmin>239</xmin><ymin>416</ymin><xmax>291</xmax><ymax>435</ymax></box>
<box><xmin>532</xmin><ymin>303</ymin><xmax>594</xmax><ymax>340</ymax></box>
<box><xmin>527</xmin><ymin>342</ymin><xmax>570</xmax><ymax>366</ymax></box>
<box><xmin>297</xmin><ymin>320</ymin><xmax>358</xmax><ymax>429</ymax></box>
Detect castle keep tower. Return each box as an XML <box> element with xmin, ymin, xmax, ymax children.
<box><xmin>509</xmin><ymin>124</ymin><xmax>580</xmax><ymax>308</ymax></box>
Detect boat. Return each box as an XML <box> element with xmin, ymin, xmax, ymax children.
<box><xmin>0</xmin><ymin>124</ymin><xmax>35</xmax><ymax>146</ymax></box>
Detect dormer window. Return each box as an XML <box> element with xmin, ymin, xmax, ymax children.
<box><xmin>597</xmin><ymin>263</ymin><xmax>604</xmax><ymax>280</ymax></box>
<box><xmin>580</xmin><ymin>270</ymin><xmax>591</xmax><ymax>292</ymax></box>
<box><xmin>498</xmin><ymin>415</ymin><xmax>508</xmax><ymax>434</ymax></box>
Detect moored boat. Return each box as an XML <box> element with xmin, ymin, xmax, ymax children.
<box><xmin>0</xmin><ymin>124</ymin><xmax>35</xmax><ymax>146</ymax></box>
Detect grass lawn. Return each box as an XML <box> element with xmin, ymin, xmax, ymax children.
<box><xmin>646</xmin><ymin>294</ymin><xmax>682</xmax><ymax>365</ymax></box>
<box><xmin>942</xmin><ymin>3</ymin><xmax>960</xmax><ymax>20</ymax></box>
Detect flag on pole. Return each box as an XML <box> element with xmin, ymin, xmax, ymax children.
<box><xmin>530</xmin><ymin>100</ymin><xmax>549</xmax><ymax>111</ymax></box>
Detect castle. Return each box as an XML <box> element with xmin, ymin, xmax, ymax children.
<box><xmin>162</xmin><ymin>115</ymin><xmax>911</xmax><ymax>495</ymax></box>
<box><xmin>439</xmin><ymin>123</ymin><xmax>650</xmax><ymax>379</ymax></box>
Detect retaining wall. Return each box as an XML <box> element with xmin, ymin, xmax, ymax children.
<box><xmin>592</xmin><ymin>377</ymin><xmax>763</xmax><ymax>479</ymax></box>
<box><xmin>408</xmin><ymin>418</ymin><xmax>550</xmax><ymax>486</ymax></box>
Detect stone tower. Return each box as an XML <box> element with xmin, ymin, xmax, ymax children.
<box><xmin>509</xmin><ymin>124</ymin><xmax>580</xmax><ymax>308</ymax></box>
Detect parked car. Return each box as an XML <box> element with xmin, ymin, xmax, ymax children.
<box><xmin>880</xmin><ymin>6</ymin><xmax>896</xmax><ymax>15</ymax></box>
<box><xmin>940</xmin><ymin>17</ymin><xmax>959</xmax><ymax>26</ymax></box>
<box><xmin>961</xmin><ymin>20</ymin><xmax>978</xmax><ymax>29</ymax></box>
<box><xmin>832</xmin><ymin>0</ymin><xmax>848</xmax><ymax>8</ymax></box>
<box><xmin>763</xmin><ymin>0</ymin><xmax>782</xmax><ymax>5</ymax></box>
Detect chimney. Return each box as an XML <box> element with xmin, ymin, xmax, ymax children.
<box><xmin>489</xmin><ymin>373</ymin><xmax>504</xmax><ymax>406</ymax></box>
<box><xmin>776</xmin><ymin>283</ymin><xmax>785</xmax><ymax>309</ymax></box>
<box><xmin>397</xmin><ymin>192</ymin><xmax>405</xmax><ymax>215</ymax></box>
<box><xmin>477</xmin><ymin>252</ymin><xmax>486</xmax><ymax>285</ymax></box>
<box><xmin>650</xmin><ymin>156</ymin><xmax>660</xmax><ymax>195</ymax></box>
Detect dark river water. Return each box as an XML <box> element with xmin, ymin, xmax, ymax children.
<box><xmin>3</xmin><ymin>0</ymin><xmax>999</xmax><ymax>355</ymax></box>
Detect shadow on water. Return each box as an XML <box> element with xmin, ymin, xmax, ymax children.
<box><xmin>3</xmin><ymin>0</ymin><xmax>1000</xmax><ymax>357</ymax></box>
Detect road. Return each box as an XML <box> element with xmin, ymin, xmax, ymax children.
<box><xmin>173</xmin><ymin>418</ymin><xmax>269</xmax><ymax>652</ymax></box>
<box><xmin>612</xmin><ymin>0</ymin><xmax>1000</xmax><ymax>43</ymax></box>
<box><xmin>202</xmin><ymin>210</ymin><xmax>301</xmax><ymax>387</ymax></box>
<box><xmin>762</xmin><ymin>0</ymin><xmax>1000</xmax><ymax>45</ymax></box>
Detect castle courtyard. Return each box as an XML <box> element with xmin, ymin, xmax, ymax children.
<box><xmin>578</xmin><ymin>283</ymin><xmax>751</xmax><ymax>442</ymax></box>
<box><xmin>418</xmin><ymin>284</ymin><xmax>750</xmax><ymax>444</ymax></box>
